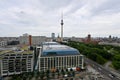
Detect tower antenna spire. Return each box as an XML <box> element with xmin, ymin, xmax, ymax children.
<box><xmin>61</xmin><ymin>11</ymin><xmax>63</xmax><ymax>20</ymax></box>
<box><xmin>61</xmin><ymin>12</ymin><xmax>64</xmax><ymax>42</ymax></box>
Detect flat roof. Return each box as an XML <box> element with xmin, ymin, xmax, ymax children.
<box><xmin>0</xmin><ymin>46</ymin><xmax>32</xmax><ymax>55</ymax></box>
<box><xmin>42</xmin><ymin>42</ymin><xmax>60</xmax><ymax>45</ymax></box>
<box><xmin>41</xmin><ymin>42</ymin><xmax>80</xmax><ymax>56</ymax></box>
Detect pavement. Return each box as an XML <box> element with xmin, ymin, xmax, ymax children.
<box><xmin>104</xmin><ymin>61</ymin><xmax>120</xmax><ymax>79</ymax></box>
<box><xmin>85</xmin><ymin>57</ymin><xmax>120</xmax><ymax>80</ymax></box>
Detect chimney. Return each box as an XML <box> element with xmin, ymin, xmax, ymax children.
<box><xmin>29</xmin><ymin>35</ymin><xmax>32</xmax><ymax>46</ymax></box>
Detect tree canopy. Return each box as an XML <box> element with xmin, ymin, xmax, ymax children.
<box><xmin>66</xmin><ymin>41</ymin><xmax>120</xmax><ymax>69</ymax></box>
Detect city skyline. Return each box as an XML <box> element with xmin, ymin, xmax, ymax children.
<box><xmin>0</xmin><ymin>0</ymin><xmax>120</xmax><ymax>37</ymax></box>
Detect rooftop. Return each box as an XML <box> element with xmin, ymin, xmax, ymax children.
<box><xmin>41</xmin><ymin>42</ymin><xmax>80</xmax><ymax>56</ymax></box>
<box><xmin>0</xmin><ymin>46</ymin><xmax>32</xmax><ymax>55</ymax></box>
<box><xmin>41</xmin><ymin>42</ymin><xmax>60</xmax><ymax>45</ymax></box>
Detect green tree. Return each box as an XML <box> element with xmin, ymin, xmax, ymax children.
<box><xmin>46</xmin><ymin>70</ymin><xmax>50</xmax><ymax>79</ymax></box>
<box><xmin>51</xmin><ymin>72</ymin><xmax>55</xmax><ymax>78</ymax></box>
<box><xmin>112</xmin><ymin>54</ymin><xmax>120</xmax><ymax>69</ymax></box>
<box><xmin>96</xmin><ymin>54</ymin><xmax>106</xmax><ymax>65</ymax></box>
<box><xmin>61</xmin><ymin>69</ymin><xmax>65</xmax><ymax>77</ymax></box>
<box><xmin>40</xmin><ymin>71</ymin><xmax>45</xmax><ymax>79</ymax></box>
<box><xmin>56</xmin><ymin>69</ymin><xmax>60</xmax><ymax>78</ymax></box>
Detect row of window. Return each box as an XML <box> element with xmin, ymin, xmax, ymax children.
<box><xmin>2</xmin><ymin>56</ymin><xmax>33</xmax><ymax>59</ymax></box>
<box><xmin>4</xmin><ymin>53</ymin><xmax>33</xmax><ymax>56</ymax></box>
<box><xmin>1</xmin><ymin>58</ymin><xmax>33</xmax><ymax>74</ymax></box>
<box><xmin>39</xmin><ymin>55</ymin><xmax>83</xmax><ymax>71</ymax></box>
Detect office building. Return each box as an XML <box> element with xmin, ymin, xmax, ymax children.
<box><xmin>51</xmin><ymin>33</ymin><xmax>55</xmax><ymax>41</ymax></box>
<box><xmin>19</xmin><ymin>34</ymin><xmax>52</xmax><ymax>46</ymax></box>
<box><xmin>38</xmin><ymin>42</ymin><xmax>84</xmax><ymax>72</ymax></box>
<box><xmin>0</xmin><ymin>46</ymin><xmax>34</xmax><ymax>76</ymax></box>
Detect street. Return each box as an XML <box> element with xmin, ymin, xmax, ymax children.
<box><xmin>85</xmin><ymin>57</ymin><xmax>120</xmax><ymax>80</ymax></box>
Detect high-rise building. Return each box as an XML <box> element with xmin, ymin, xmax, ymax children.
<box><xmin>51</xmin><ymin>33</ymin><xmax>55</xmax><ymax>40</ymax></box>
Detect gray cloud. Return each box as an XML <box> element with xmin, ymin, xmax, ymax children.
<box><xmin>91</xmin><ymin>0</ymin><xmax>120</xmax><ymax>16</ymax></box>
<box><xmin>0</xmin><ymin>0</ymin><xmax>120</xmax><ymax>37</ymax></box>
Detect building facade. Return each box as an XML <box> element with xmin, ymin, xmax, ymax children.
<box><xmin>19</xmin><ymin>34</ymin><xmax>52</xmax><ymax>45</ymax></box>
<box><xmin>38</xmin><ymin>42</ymin><xmax>84</xmax><ymax>72</ymax></box>
<box><xmin>39</xmin><ymin>55</ymin><xmax>84</xmax><ymax>72</ymax></box>
<box><xmin>51</xmin><ymin>33</ymin><xmax>55</xmax><ymax>40</ymax></box>
<box><xmin>0</xmin><ymin>48</ymin><xmax>34</xmax><ymax>76</ymax></box>
<box><xmin>0</xmin><ymin>41</ymin><xmax>7</xmax><ymax>47</ymax></box>
<box><xmin>0</xmin><ymin>37</ymin><xmax>19</xmax><ymax>47</ymax></box>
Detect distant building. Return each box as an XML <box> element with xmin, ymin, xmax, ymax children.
<box><xmin>0</xmin><ymin>41</ymin><xmax>7</xmax><ymax>47</ymax></box>
<box><xmin>87</xmin><ymin>34</ymin><xmax>91</xmax><ymax>42</ymax></box>
<box><xmin>38</xmin><ymin>42</ymin><xmax>84</xmax><ymax>72</ymax></box>
<box><xmin>51</xmin><ymin>33</ymin><xmax>55</xmax><ymax>41</ymax></box>
<box><xmin>108</xmin><ymin>35</ymin><xmax>112</xmax><ymax>42</ymax></box>
<box><xmin>56</xmin><ymin>34</ymin><xmax>61</xmax><ymax>42</ymax></box>
<box><xmin>0</xmin><ymin>46</ymin><xmax>34</xmax><ymax>76</ymax></box>
<box><xmin>0</xmin><ymin>37</ymin><xmax>19</xmax><ymax>42</ymax></box>
<box><xmin>23</xmin><ymin>33</ymin><xmax>29</xmax><ymax>36</ymax></box>
<box><xmin>109</xmin><ymin>35</ymin><xmax>111</xmax><ymax>39</ymax></box>
<box><xmin>70</xmin><ymin>36</ymin><xmax>83</xmax><ymax>42</ymax></box>
<box><xmin>31</xmin><ymin>36</ymin><xmax>48</xmax><ymax>45</ymax></box>
<box><xmin>19</xmin><ymin>34</ymin><xmax>29</xmax><ymax>45</ymax></box>
<box><xmin>99</xmin><ymin>42</ymin><xmax>120</xmax><ymax>46</ymax></box>
<box><xmin>81</xmin><ymin>34</ymin><xmax>100</xmax><ymax>44</ymax></box>
<box><xmin>19</xmin><ymin>34</ymin><xmax>52</xmax><ymax>46</ymax></box>
<box><xmin>0</xmin><ymin>37</ymin><xmax>19</xmax><ymax>47</ymax></box>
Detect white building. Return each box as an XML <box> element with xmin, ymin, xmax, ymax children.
<box><xmin>38</xmin><ymin>42</ymin><xmax>84</xmax><ymax>72</ymax></box>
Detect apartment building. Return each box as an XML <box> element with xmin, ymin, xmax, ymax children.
<box><xmin>0</xmin><ymin>47</ymin><xmax>34</xmax><ymax>76</ymax></box>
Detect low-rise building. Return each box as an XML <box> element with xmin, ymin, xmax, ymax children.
<box><xmin>38</xmin><ymin>42</ymin><xmax>84</xmax><ymax>72</ymax></box>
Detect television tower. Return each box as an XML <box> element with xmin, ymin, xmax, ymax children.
<box><xmin>61</xmin><ymin>13</ymin><xmax>64</xmax><ymax>42</ymax></box>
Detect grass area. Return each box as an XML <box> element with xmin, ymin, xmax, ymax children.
<box><xmin>110</xmin><ymin>64</ymin><xmax>114</xmax><ymax>68</ymax></box>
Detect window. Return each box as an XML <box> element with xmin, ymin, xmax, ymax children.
<box><xmin>46</xmin><ymin>52</ymin><xmax>57</xmax><ymax>55</ymax></box>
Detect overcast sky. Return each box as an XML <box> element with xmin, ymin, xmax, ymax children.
<box><xmin>0</xmin><ymin>0</ymin><xmax>120</xmax><ymax>37</ymax></box>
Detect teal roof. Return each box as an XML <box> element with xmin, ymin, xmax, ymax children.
<box><xmin>41</xmin><ymin>42</ymin><xmax>80</xmax><ymax>56</ymax></box>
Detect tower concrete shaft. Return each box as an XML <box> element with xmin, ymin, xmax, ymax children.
<box><xmin>61</xmin><ymin>17</ymin><xmax>64</xmax><ymax>42</ymax></box>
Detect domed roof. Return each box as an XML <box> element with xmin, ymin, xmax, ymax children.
<box><xmin>41</xmin><ymin>42</ymin><xmax>80</xmax><ymax>56</ymax></box>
